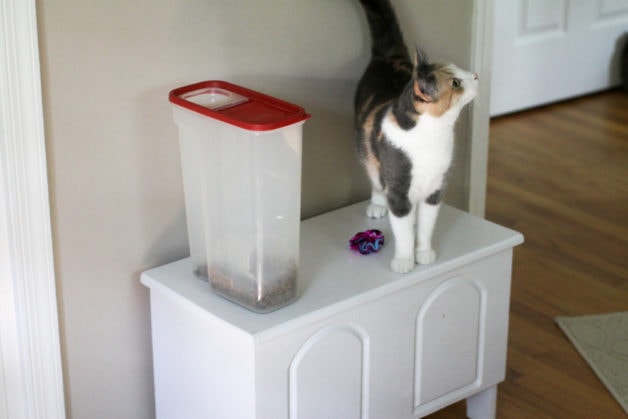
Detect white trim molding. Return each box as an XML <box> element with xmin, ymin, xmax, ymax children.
<box><xmin>467</xmin><ymin>0</ymin><xmax>494</xmax><ymax>217</ymax></box>
<box><xmin>0</xmin><ymin>0</ymin><xmax>66</xmax><ymax>417</ymax></box>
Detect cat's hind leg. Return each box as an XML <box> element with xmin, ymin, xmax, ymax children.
<box><xmin>367</xmin><ymin>189</ymin><xmax>388</xmax><ymax>218</ymax></box>
<box><xmin>365</xmin><ymin>164</ymin><xmax>388</xmax><ymax>218</ymax></box>
<box><xmin>415</xmin><ymin>200</ymin><xmax>440</xmax><ymax>264</ymax></box>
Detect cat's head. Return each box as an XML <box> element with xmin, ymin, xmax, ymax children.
<box><xmin>412</xmin><ymin>48</ymin><xmax>478</xmax><ymax>117</ymax></box>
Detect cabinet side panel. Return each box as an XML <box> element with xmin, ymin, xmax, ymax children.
<box><xmin>149</xmin><ymin>291</ymin><xmax>255</xmax><ymax>419</ymax></box>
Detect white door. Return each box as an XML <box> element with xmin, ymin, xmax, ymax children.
<box><xmin>490</xmin><ymin>0</ymin><xmax>628</xmax><ymax>116</ymax></box>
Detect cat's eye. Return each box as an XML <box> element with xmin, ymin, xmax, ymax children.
<box><xmin>452</xmin><ymin>78</ymin><xmax>462</xmax><ymax>89</ymax></box>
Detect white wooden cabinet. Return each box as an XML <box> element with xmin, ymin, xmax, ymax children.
<box><xmin>141</xmin><ymin>202</ymin><xmax>523</xmax><ymax>418</ymax></box>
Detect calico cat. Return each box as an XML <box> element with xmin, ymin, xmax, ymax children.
<box><xmin>354</xmin><ymin>0</ymin><xmax>479</xmax><ymax>273</ymax></box>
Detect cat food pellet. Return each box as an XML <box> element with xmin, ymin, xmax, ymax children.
<box><xmin>208</xmin><ymin>262</ymin><xmax>297</xmax><ymax>313</ymax></box>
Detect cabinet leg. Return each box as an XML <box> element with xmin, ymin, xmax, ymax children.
<box><xmin>466</xmin><ymin>386</ymin><xmax>497</xmax><ymax>419</ymax></box>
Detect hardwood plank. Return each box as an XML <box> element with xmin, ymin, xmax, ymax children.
<box><xmin>427</xmin><ymin>90</ymin><xmax>628</xmax><ymax>418</ymax></box>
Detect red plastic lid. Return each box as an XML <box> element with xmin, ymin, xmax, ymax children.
<box><xmin>169</xmin><ymin>80</ymin><xmax>310</xmax><ymax>131</ymax></box>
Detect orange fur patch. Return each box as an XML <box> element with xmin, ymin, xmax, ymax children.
<box><xmin>413</xmin><ymin>80</ymin><xmax>432</xmax><ymax>103</ymax></box>
<box><xmin>421</xmin><ymin>66</ymin><xmax>464</xmax><ymax>117</ymax></box>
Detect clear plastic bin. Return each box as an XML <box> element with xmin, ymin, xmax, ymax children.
<box><xmin>170</xmin><ymin>81</ymin><xmax>309</xmax><ymax>313</ymax></box>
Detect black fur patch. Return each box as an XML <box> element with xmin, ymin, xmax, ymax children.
<box><xmin>378</xmin><ymin>142</ymin><xmax>413</xmax><ymax>217</ymax></box>
<box><xmin>415</xmin><ymin>65</ymin><xmax>439</xmax><ymax>100</ymax></box>
<box><xmin>354</xmin><ymin>57</ymin><xmax>411</xmax><ymax>120</ymax></box>
<box><xmin>359</xmin><ymin>0</ymin><xmax>409</xmax><ymax>60</ymax></box>
<box><xmin>426</xmin><ymin>189</ymin><xmax>444</xmax><ymax>205</ymax></box>
<box><xmin>392</xmin><ymin>83</ymin><xmax>419</xmax><ymax>130</ymax></box>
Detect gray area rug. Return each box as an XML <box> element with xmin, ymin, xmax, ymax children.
<box><xmin>556</xmin><ymin>312</ymin><xmax>628</xmax><ymax>415</ymax></box>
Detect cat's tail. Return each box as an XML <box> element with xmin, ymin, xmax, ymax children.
<box><xmin>359</xmin><ymin>0</ymin><xmax>408</xmax><ymax>59</ymax></box>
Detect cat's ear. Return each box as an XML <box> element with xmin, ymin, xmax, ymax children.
<box><xmin>413</xmin><ymin>47</ymin><xmax>436</xmax><ymax>102</ymax></box>
<box><xmin>413</xmin><ymin>79</ymin><xmax>433</xmax><ymax>103</ymax></box>
<box><xmin>414</xmin><ymin>46</ymin><xmax>428</xmax><ymax>67</ymax></box>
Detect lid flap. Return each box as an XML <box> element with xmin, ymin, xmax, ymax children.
<box><xmin>169</xmin><ymin>81</ymin><xmax>310</xmax><ymax>131</ymax></box>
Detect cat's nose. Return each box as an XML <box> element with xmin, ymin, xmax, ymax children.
<box><xmin>473</xmin><ymin>73</ymin><xmax>479</xmax><ymax>81</ymax></box>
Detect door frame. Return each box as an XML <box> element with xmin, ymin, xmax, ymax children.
<box><xmin>468</xmin><ymin>0</ymin><xmax>494</xmax><ymax>217</ymax></box>
<box><xmin>0</xmin><ymin>0</ymin><xmax>66</xmax><ymax>417</ymax></box>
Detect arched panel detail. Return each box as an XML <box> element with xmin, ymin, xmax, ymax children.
<box><xmin>289</xmin><ymin>324</ymin><xmax>370</xmax><ymax>419</ymax></box>
<box><xmin>414</xmin><ymin>277</ymin><xmax>486</xmax><ymax>407</ymax></box>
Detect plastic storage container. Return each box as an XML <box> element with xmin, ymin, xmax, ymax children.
<box><xmin>170</xmin><ymin>81</ymin><xmax>309</xmax><ymax>313</ymax></box>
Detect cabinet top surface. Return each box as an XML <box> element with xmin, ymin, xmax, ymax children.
<box><xmin>141</xmin><ymin>201</ymin><xmax>523</xmax><ymax>340</ymax></box>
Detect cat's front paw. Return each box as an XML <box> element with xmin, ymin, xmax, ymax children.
<box><xmin>390</xmin><ymin>257</ymin><xmax>415</xmax><ymax>273</ymax></box>
<box><xmin>416</xmin><ymin>249</ymin><xmax>436</xmax><ymax>265</ymax></box>
<box><xmin>367</xmin><ymin>203</ymin><xmax>388</xmax><ymax>218</ymax></box>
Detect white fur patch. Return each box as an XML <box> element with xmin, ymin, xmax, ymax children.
<box><xmin>448</xmin><ymin>64</ymin><xmax>479</xmax><ymax>107</ymax></box>
<box><xmin>382</xmin><ymin>112</ymin><xmax>454</xmax><ymax>202</ymax></box>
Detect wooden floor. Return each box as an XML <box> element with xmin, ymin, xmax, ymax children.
<box><xmin>429</xmin><ymin>89</ymin><xmax>628</xmax><ymax>418</ymax></box>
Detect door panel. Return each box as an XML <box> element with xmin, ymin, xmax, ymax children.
<box><xmin>289</xmin><ymin>325</ymin><xmax>367</xmax><ymax>419</ymax></box>
<box><xmin>491</xmin><ymin>0</ymin><xmax>628</xmax><ymax>116</ymax></box>
<box><xmin>414</xmin><ymin>278</ymin><xmax>483</xmax><ymax>407</ymax></box>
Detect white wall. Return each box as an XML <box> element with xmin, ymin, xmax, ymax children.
<box><xmin>37</xmin><ymin>0</ymin><xmax>477</xmax><ymax>417</ymax></box>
